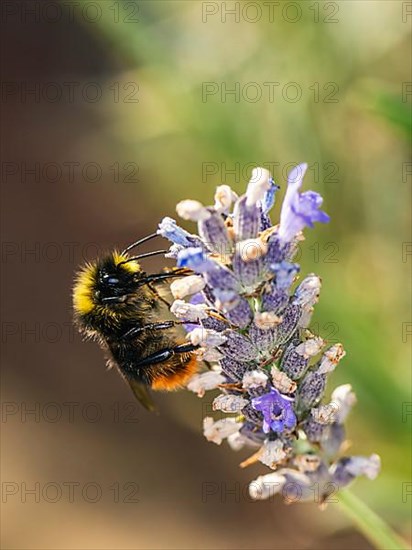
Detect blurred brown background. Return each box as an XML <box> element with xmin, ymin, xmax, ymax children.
<box><xmin>1</xmin><ymin>1</ymin><xmax>411</xmax><ymax>549</ymax></box>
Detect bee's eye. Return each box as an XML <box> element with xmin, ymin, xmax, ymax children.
<box><xmin>101</xmin><ymin>274</ymin><xmax>119</xmax><ymax>285</ymax></box>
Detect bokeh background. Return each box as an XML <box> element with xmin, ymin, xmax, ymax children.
<box><xmin>1</xmin><ymin>1</ymin><xmax>411</xmax><ymax>549</ymax></box>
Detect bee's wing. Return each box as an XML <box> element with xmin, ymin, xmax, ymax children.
<box><xmin>127</xmin><ymin>378</ymin><xmax>158</xmax><ymax>414</ymax></box>
<box><xmin>106</xmin><ymin>343</ymin><xmax>158</xmax><ymax>413</ymax></box>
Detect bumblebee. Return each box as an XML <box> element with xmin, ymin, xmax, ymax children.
<box><xmin>73</xmin><ymin>233</ymin><xmax>199</xmax><ymax>412</ymax></box>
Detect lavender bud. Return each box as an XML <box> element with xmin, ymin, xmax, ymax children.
<box><xmin>311</xmin><ymin>403</ymin><xmax>338</xmax><ymax>425</ymax></box>
<box><xmin>235</xmin><ymin>238</ymin><xmax>268</xmax><ymax>262</ymax></box>
<box><xmin>170</xmin><ymin>275</ymin><xmax>205</xmax><ymax>299</ymax></box>
<box><xmin>246</xmin><ymin>167</ymin><xmax>272</xmax><ymax>207</ymax></box>
<box><xmin>248</xmin><ymin>323</ymin><xmax>277</xmax><ymax>354</ymax></box>
<box><xmin>220</xmin><ymin>357</ymin><xmax>247</xmax><ymax>381</ymax></box>
<box><xmin>224</xmin><ymin>297</ymin><xmax>253</xmax><ymax>329</ymax></box>
<box><xmin>321</xmin><ymin>423</ymin><xmax>346</xmax><ymax>457</ymax></box>
<box><xmin>249</xmin><ymin>472</ymin><xmax>285</xmax><ymax>500</ymax></box>
<box><xmin>200</xmin><ymin>348</ymin><xmax>225</xmax><ymax>362</ymax></box>
<box><xmin>270</xmin><ymin>366</ymin><xmax>297</xmax><ymax>394</ymax></box>
<box><xmin>170</xmin><ymin>300</ymin><xmax>209</xmax><ymax>322</ymax></box>
<box><xmin>242</xmin><ymin>369</ymin><xmax>269</xmax><ymax>390</ymax></box>
<box><xmin>331</xmin><ymin>454</ymin><xmax>381</xmax><ymax>488</ymax></box>
<box><xmin>276</xmin><ymin>303</ymin><xmax>301</xmax><ymax>344</ymax></box>
<box><xmin>259</xmin><ymin>439</ymin><xmax>288</xmax><ymax>469</ymax></box>
<box><xmin>203</xmin><ymin>417</ymin><xmax>240</xmax><ymax>445</ymax></box>
<box><xmin>227</xmin><ymin>431</ymin><xmax>250</xmax><ymax>451</ymax></box>
<box><xmin>188</xmin><ymin>327</ymin><xmax>227</xmax><ymax>347</ymax></box>
<box><xmin>254</xmin><ymin>311</ymin><xmax>282</xmax><ymax>330</ymax></box>
<box><xmin>265</xmin><ymin>234</ymin><xmax>289</xmax><ymax>265</ymax></box>
<box><xmin>271</xmin><ymin>260</ymin><xmax>299</xmax><ymax>290</ymax></box>
<box><xmin>297</xmin><ymin>371</ymin><xmax>326</xmax><ymax>410</ymax></box>
<box><xmin>294</xmin><ymin>454</ymin><xmax>322</xmax><ymax>473</ymax></box>
<box><xmin>201</xmin><ymin>316</ymin><xmax>227</xmax><ymax>332</ymax></box>
<box><xmin>261</xmin><ymin>283</ymin><xmax>289</xmax><ymax>314</ymax></box>
<box><xmin>198</xmin><ymin>208</ymin><xmax>231</xmax><ymax>251</ymax></box>
<box><xmin>293</xmin><ymin>274</ymin><xmax>321</xmax><ymax>308</ymax></box>
<box><xmin>187</xmin><ymin>371</ymin><xmax>226</xmax><ymax>397</ymax></box>
<box><xmin>242</xmin><ymin>402</ymin><xmax>264</xmax><ymax>425</ymax></box>
<box><xmin>318</xmin><ymin>343</ymin><xmax>346</xmax><ymax>374</ymax></box>
<box><xmin>239</xmin><ymin>421</ymin><xmax>267</xmax><ymax>445</ymax></box>
<box><xmin>220</xmin><ymin>331</ymin><xmax>257</xmax><ymax>362</ymax></box>
<box><xmin>214</xmin><ymin>185</ymin><xmax>238</xmax><ymax>214</ymax></box>
<box><xmin>204</xmin><ymin>264</ymin><xmax>238</xmax><ymax>293</ymax></box>
<box><xmin>295</xmin><ymin>337</ymin><xmax>324</xmax><ymax>358</ymax></box>
<box><xmin>303</xmin><ymin>414</ymin><xmax>327</xmax><ymax>443</ymax></box>
<box><xmin>213</xmin><ymin>394</ymin><xmax>248</xmax><ymax>413</ymax></box>
<box><xmin>177</xmin><ymin>200</ymin><xmax>210</xmax><ymax>221</ymax></box>
<box><xmin>233</xmin><ymin>195</ymin><xmax>261</xmax><ymax>241</ymax></box>
<box><xmin>331</xmin><ymin>384</ymin><xmax>357</xmax><ymax>423</ymax></box>
<box><xmin>232</xmin><ymin>253</ymin><xmax>262</xmax><ymax>288</ymax></box>
<box><xmin>280</xmin><ymin>343</ymin><xmax>310</xmax><ymax>380</ymax></box>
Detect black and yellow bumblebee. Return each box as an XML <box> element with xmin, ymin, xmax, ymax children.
<box><xmin>73</xmin><ymin>233</ymin><xmax>199</xmax><ymax>412</ymax></box>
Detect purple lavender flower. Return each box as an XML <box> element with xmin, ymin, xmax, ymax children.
<box><xmin>262</xmin><ymin>177</ymin><xmax>280</xmax><ymax>214</ymax></box>
<box><xmin>176</xmin><ymin>247</ymin><xmax>212</xmax><ymax>271</ymax></box>
<box><xmin>157</xmin><ymin>217</ymin><xmax>201</xmax><ymax>247</ymax></box>
<box><xmin>160</xmin><ymin>164</ymin><xmax>380</xmax><ymax>506</ymax></box>
<box><xmin>278</xmin><ymin>163</ymin><xmax>330</xmax><ymax>243</ymax></box>
<box><xmin>270</xmin><ymin>261</ymin><xmax>300</xmax><ymax>289</ymax></box>
<box><xmin>251</xmin><ymin>387</ymin><xmax>297</xmax><ymax>434</ymax></box>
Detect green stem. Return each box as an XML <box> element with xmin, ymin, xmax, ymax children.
<box><xmin>337</xmin><ymin>489</ymin><xmax>410</xmax><ymax>550</ymax></box>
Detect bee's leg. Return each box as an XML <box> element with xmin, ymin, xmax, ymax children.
<box><xmin>144</xmin><ymin>271</ymin><xmax>233</xmax><ymax>328</ymax></box>
<box><xmin>163</xmin><ymin>267</ymin><xmax>193</xmax><ymax>276</ymax></box>
<box><xmin>121</xmin><ymin>321</ymin><xmax>200</xmax><ymax>340</ymax></box>
<box><xmin>203</xmin><ymin>360</ymin><xmax>213</xmax><ymax>371</ymax></box>
<box><xmin>207</xmin><ymin>310</ymin><xmax>233</xmax><ymax>326</ymax></box>
<box><xmin>146</xmin><ymin>281</ymin><xmax>172</xmax><ymax>308</ymax></box>
<box><xmin>147</xmin><ymin>281</ymin><xmax>233</xmax><ymax>329</ymax></box>
<box><xmin>135</xmin><ymin>343</ymin><xmax>198</xmax><ymax>368</ymax></box>
<box><xmin>140</xmin><ymin>268</ymin><xmax>193</xmax><ymax>286</ymax></box>
<box><xmin>139</xmin><ymin>269</ymin><xmax>193</xmax><ymax>307</ymax></box>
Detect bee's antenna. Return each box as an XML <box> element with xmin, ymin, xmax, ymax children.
<box><xmin>117</xmin><ymin>249</ymin><xmax>168</xmax><ymax>267</ymax></box>
<box><xmin>121</xmin><ymin>232</ymin><xmax>161</xmax><ymax>256</ymax></box>
<box><xmin>133</xmin><ymin>250</ymin><xmax>168</xmax><ymax>261</ymax></box>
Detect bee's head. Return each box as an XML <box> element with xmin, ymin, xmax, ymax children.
<box><xmin>96</xmin><ymin>252</ymin><xmax>145</xmax><ymax>304</ymax></box>
<box><xmin>73</xmin><ymin>252</ymin><xmax>145</xmax><ymax>317</ymax></box>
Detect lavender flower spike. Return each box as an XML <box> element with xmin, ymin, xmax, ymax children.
<box><xmin>162</xmin><ymin>162</ymin><xmax>380</xmax><ymax>507</ymax></box>
<box><xmin>278</xmin><ymin>163</ymin><xmax>330</xmax><ymax>243</ymax></box>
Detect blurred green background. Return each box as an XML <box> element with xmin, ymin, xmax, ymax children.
<box><xmin>1</xmin><ymin>1</ymin><xmax>411</xmax><ymax>549</ymax></box>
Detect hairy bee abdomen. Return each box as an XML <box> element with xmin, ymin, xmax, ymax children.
<box><xmin>108</xmin><ymin>330</ymin><xmax>198</xmax><ymax>390</ymax></box>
